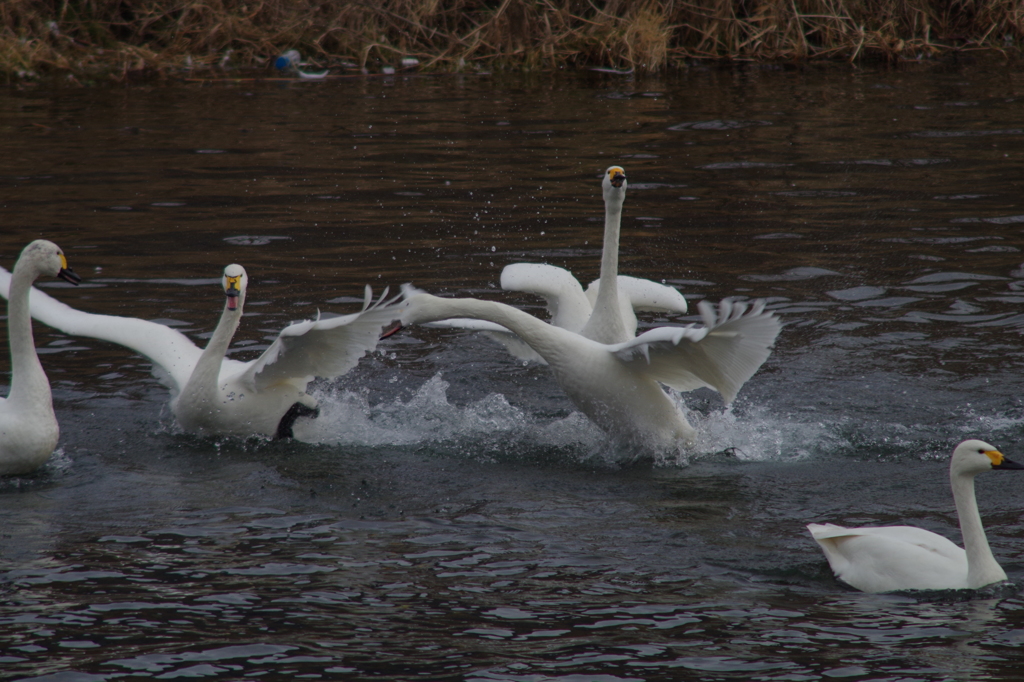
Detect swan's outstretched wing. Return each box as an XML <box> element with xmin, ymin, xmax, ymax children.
<box><xmin>501</xmin><ymin>263</ymin><xmax>592</xmax><ymax>331</ymax></box>
<box><xmin>403</xmin><ymin>278</ymin><xmax>551</xmax><ymax>364</ymax></box>
<box><xmin>479</xmin><ymin>331</ymin><xmax>544</xmax><ymax>364</ymax></box>
<box><xmin>420</xmin><ymin>319</ymin><xmax>508</xmax><ymax>333</ymax></box>
<box><xmin>238</xmin><ymin>288</ymin><xmax>403</xmax><ymax>392</ymax></box>
<box><xmin>610</xmin><ymin>299</ymin><xmax>780</xmax><ymax>403</ymax></box>
<box><xmin>0</xmin><ymin>266</ymin><xmax>203</xmax><ymax>392</ymax></box>
<box><xmin>586</xmin><ymin>276</ymin><xmax>688</xmax><ymax>314</ymax></box>
<box><xmin>416</xmin><ymin>318</ymin><xmax>546</xmax><ymax>364</ymax></box>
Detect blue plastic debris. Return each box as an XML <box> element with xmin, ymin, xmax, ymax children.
<box><xmin>274</xmin><ymin>49</ymin><xmax>301</xmax><ymax>70</ymax></box>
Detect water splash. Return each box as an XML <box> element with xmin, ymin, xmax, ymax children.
<box><xmin>296</xmin><ymin>375</ymin><xmax>855</xmax><ymax>468</ymax></box>
<box><xmin>298</xmin><ymin>374</ymin><xmax>606</xmax><ymax>456</ymax></box>
<box><xmin>0</xmin><ymin>447</ymin><xmax>72</xmax><ymax>491</ymax></box>
<box><xmin>685</xmin><ymin>404</ymin><xmax>832</xmax><ymax>465</ymax></box>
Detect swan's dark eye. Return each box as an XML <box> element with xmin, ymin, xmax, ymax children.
<box><xmin>978</xmin><ymin>449</ymin><xmax>986</xmax><ymax>454</ymax></box>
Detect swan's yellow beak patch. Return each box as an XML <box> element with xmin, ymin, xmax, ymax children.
<box><xmin>225</xmin><ymin>275</ymin><xmax>242</xmax><ymax>310</ymax></box>
<box><xmin>985</xmin><ymin>449</ymin><xmax>1005</xmax><ymax>466</ymax></box>
<box><xmin>56</xmin><ymin>253</ymin><xmax>81</xmax><ymax>285</ymax></box>
<box><xmin>607</xmin><ymin>166</ymin><xmax>626</xmax><ymax>188</ymax></box>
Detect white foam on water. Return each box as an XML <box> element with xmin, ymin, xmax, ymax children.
<box><xmin>298</xmin><ymin>374</ymin><xmax>605</xmax><ymax>454</ymax></box>
<box><xmin>0</xmin><ymin>448</ymin><xmax>72</xmax><ymax>491</ymax></box>
<box><xmin>296</xmin><ymin>374</ymin><xmax>871</xmax><ymax>467</ymax></box>
<box><xmin>947</xmin><ymin>404</ymin><xmax>1024</xmax><ymax>450</ymax></box>
<box><xmin>686</xmin><ymin>404</ymin><xmax>837</xmax><ymax>464</ymax></box>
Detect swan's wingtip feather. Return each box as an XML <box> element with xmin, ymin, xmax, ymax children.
<box><xmin>719</xmin><ymin>298</ymin><xmax>732</xmax><ymax>322</ymax></box>
<box><xmin>400</xmin><ymin>283</ymin><xmax>428</xmax><ymax>299</ymax></box>
<box><xmin>697</xmin><ymin>299</ymin><xmax>716</xmax><ymax>327</ymax></box>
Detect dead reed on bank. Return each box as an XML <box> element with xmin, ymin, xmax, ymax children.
<box><xmin>2</xmin><ymin>0</ymin><xmax>1022</xmax><ymax>81</ymax></box>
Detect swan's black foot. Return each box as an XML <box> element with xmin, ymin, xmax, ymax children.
<box><xmin>275</xmin><ymin>403</ymin><xmax>320</xmax><ymax>440</ymax></box>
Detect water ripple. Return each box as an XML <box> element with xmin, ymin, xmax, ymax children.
<box><xmin>668</xmin><ymin>120</ymin><xmax>772</xmax><ymax>131</ymax></box>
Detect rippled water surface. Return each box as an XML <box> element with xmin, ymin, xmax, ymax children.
<box><xmin>4</xmin><ymin>62</ymin><xmax>1024</xmax><ymax>681</ymax></box>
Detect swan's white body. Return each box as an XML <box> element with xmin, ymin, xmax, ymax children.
<box><xmin>808</xmin><ymin>439</ymin><xmax>1024</xmax><ymax>592</ymax></box>
<box><xmin>435</xmin><ymin>167</ymin><xmax>688</xmax><ymax>363</ymax></box>
<box><xmin>401</xmin><ymin>286</ymin><xmax>780</xmax><ymax>449</ymax></box>
<box><xmin>1</xmin><ymin>240</ymin><xmax>80</xmax><ymax>475</ymax></box>
<box><xmin>0</xmin><ymin>264</ymin><xmax>402</xmax><ymax>439</ymax></box>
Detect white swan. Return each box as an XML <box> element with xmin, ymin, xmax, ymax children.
<box><xmin>435</xmin><ymin>166</ymin><xmax>688</xmax><ymax>362</ymax></box>
<box><xmin>1</xmin><ymin>240</ymin><xmax>81</xmax><ymax>475</ymax></box>
<box><xmin>0</xmin><ymin>264</ymin><xmax>402</xmax><ymax>439</ymax></box>
<box><xmin>401</xmin><ymin>285</ymin><xmax>780</xmax><ymax>449</ymax></box>
<box><xmin>808</xmin><ymin>439</ymin><xmax>1024</xmax><ymax>593</ymax></box>
<box><xmin>578</xmin><ymin>164</ymin><xmax>653</xmax><ymax>343</ymax></box>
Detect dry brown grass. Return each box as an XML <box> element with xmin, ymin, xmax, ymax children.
<box><xmin>2</xmin><ymin>0</ymin><xmax>1022</xmax><ymax>81</ymax></box>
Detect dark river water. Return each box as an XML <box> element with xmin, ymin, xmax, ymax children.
<box><xmin>4</xmin><ymin>61</ymin><xmax>1024</xmax><ymax>681</ymax></box>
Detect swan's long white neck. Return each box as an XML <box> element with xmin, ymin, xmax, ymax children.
<box><xmin>952</xmin><ymin>469</ymin><xmax>1007</xmax><ymax>588</ymax></box>
<box><xmin>6</xmin><ymin>260</ymin><xmax>51</xmax><ymax>407</ymax></box>
<box><xmin>185</xmin><ymin>299</ymin><xmax>243</xmax><ymax>398</ymax></box>
<box><xmin>581</xmin><ymin>187</ymin><xmax>628</xmax><ymax>344</ymax></box>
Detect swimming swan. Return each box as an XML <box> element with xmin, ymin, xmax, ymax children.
<box><xmin>401</xmin><ymin>285</ymin><xmax>779</xmax><ymax>449</ymax></box>
<box><xmin>0</xmin><ymin>264</ymin><xmax>402</xmax><ymax>439</ymax></box>
<box><xmin>1</xmin><ymin>240</ymin><xmax>81</xmax><ymax>475</ymax></box>
<box><xmin>808</xmin><ymin>439</ymin><xmax>1024</xmax><ymax>593</ymax></box>
<box><xmin>436</xmin><ymin>166</ymin><xmax>688</xmax><ymax>362</ymax></box>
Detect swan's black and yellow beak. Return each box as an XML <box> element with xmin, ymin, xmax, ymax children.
<box><xmin>984</xmin><ymin>448</ymin><xmax>1024</xmax><ymax>470</ymax></box>
<box><xmin>57</xmin><ymin>254</ymin><xmax>81</xmax><ymax>286</ymax></box>
<box><xmin>225</xmin><ymin>275</ymin><xmax>242</xmax><ymax>310</ymax></box>
<box><xmin>608</xmin><ymin>166</ymin><xmax>626</xmax><ymax>188</ymax></box>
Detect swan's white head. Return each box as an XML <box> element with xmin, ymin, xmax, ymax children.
<box><xmin>16</xmin><ymin>239</ymin><xmax>81</xmax><ymax>285</ymax></box>
<box><xmin>950</xmin><ymin>439</ymin><xmax>1024</xmax><ymax>478</ymax></box>
<box><xmin>602</xmin><ymin>165</ymin><xmax>627</xmax><ymax>202</ymax></box>
<box><xmin>222</xmin><ymin>264</ymin><xmax>247</xmax><ymax>311</ymax></box>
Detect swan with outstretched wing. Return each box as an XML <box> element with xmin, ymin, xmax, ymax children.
<box><xmin>401</xmin><ymin>285</ymin><xmax>779</xmax><ymax>449</ymax></box>
<box><xmin>0</xmin><ymin>264</ymin><xmax>402</xmax><ymax>439</ymax></box>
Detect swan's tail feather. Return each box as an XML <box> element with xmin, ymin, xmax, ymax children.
<box><xmin>807</xmin><ymin>523</ymin><xmax>857</xmax><ymax>540</ymax></box>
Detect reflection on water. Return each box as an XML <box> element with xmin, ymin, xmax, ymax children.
<box><xmin>4</xmin><ymin>62</ymin><xmax>1024</xmax><ymax>680</ymax></box>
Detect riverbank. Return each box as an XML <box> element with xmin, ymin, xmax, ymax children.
<box><xmin>2</xmin><ymin>0</ymin><xmax>1022</xmax><ymax>82</ymax></box>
